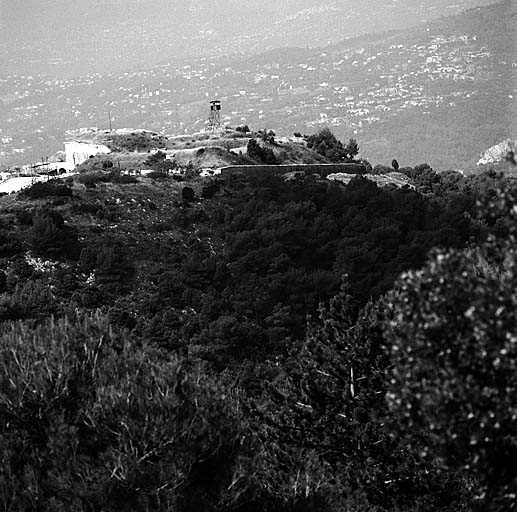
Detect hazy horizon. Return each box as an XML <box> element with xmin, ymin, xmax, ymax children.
<box><xmin>0</xmin><ymin>0</ymin><xmax>497</xmax><ymax>77</ymax></box>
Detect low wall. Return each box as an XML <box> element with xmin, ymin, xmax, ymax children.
<box><xmin>219</xmin><ymin>163</ymin><xmax>366</xmax><ymax>178</ymax></box>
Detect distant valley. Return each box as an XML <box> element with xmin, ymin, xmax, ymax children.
<box><xmin>0</xmin><ymin>0</ymin><xmax>515</xmax><ymax>170</ymax></box>
<box><xmin>0</xmin><ymin>0</ymin><xmax>495</xmax><ymax>76</ymax></box>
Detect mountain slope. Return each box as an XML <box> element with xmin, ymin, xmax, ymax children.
<box><xmin>0</xmin><ymin>0</ymin><xmax>496</xmax><ymax>77</ymax></box>
<box><xmin>0</xmin><ymin>1</ymin><xmax>515</xmax><ymax>170</ymax></box>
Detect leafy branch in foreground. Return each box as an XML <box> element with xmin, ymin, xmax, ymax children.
<box><xmin>386</xmin><ymin>181</ymin><xmax>517</xmax><ymax>511</ymax></box>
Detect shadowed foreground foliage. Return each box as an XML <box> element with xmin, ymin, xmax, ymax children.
<box><xmin>0</xmin><ymin>313</ymin><xmax>339</xmax><ymax>512</ymax></box>
<box><xmin>0</xmin><ymin>165</ymin><xmax>516</xmax><ymax>510</ymax></box>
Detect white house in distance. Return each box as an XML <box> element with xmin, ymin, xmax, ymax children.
<box><xmin>64</xmin><ymin>141</ymin><xmax>111</xmax><ymax>168</ymax></box>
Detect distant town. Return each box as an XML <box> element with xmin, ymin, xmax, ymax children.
<box><xmin>1</xmin><ymin>2</ymin><xmax>514</xmax><ymax>172</ymax></box>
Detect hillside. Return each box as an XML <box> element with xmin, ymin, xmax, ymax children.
<box><xmin>1</xmin><ymin>128</ymin><xmax>517</xmax><ymax>510</ymax></box>
<box><xmin>0</xmin><ymin>118</ymin><xmax>517</xmax><ymax>512</ymax></box>
<box><xmin>0</xmin><ymin>159</ymin><xmax>486</xmax><ymax>352</ymax></box>
<box><xmin>66</xmin><ymin>127</ymin><xmax>339</xmax><ymax>174</ymax></box>
<box><xmin>3</xmin><ymin>3</ymin><xmax>517</xmax><ymax>509</ymax></box>
<box><xmin>0</xmin><ymin>1</ymin><xmax>514</xmax><ymax>172</ymax></box>
<box><xmin>0</xmin><ymin>0</ymin><xmax>494</xmax><ymax>77</ymax></box>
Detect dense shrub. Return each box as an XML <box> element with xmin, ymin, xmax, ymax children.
<box><xmin>78</xmin><ymin>172</ymin><xmax>137</xmax><ymax>188</ymax></box>
<box><xmin>182</xmin><ymin>186</ymin><xmax>195</xmax><ymax>204</ymax></box>
<box><xmin>128</xmin><ymin>173</ymin><xmax>478</xmax><ymax>365</ymax></box>
<box><xmin>77</xmin><ymin>173</ymin><xmax>104</xmax><ymax>188</ymax></box>
<box><xmin>21</xmin><ymin>179</ymin><xmax>73</xmax><ymax>200</ymax></box>
<box><xmin>0</xmin><ymin>313</ymin><xmax>337</xmax><ymax>511</ymax></box>
<box><xmin>0</xmin><ymin>314</ymin><xmax>240</xmax><ymax>510</ymax></box>
<box><xmin>147</xmin><ymin>170</ymin><xmax>170</xmax><ymax>180</ymax></box>
<box><xmin>385</xmin><ymin>185</ymin><xmax>517</xmax><ymax>510</ymax></box>
<box><xmin>1</xmin><ymin>149</ymin><xmax>516</xmax><ymax>510</ymax></box>
<box><xmin>77</xmin><ymin>241</ymin><xmax>134</xmax><ymax>297</ymax></box>
<box><xmin>247</xmin><ymin>139</ymin><xmax>277</xmax><ymax>164</ymax></box>
<box><xmin>0</xmin><ymin>226</ymin><xmax>21</xmax><ymax>258</ymax></box>
<box><xmin>29</xmin><ymin>212</ymin><xmax>81</xmax><ymax>259</ymax></box>
<box><xmin>266</xmin><ymin>285</ymin><xmax>468</xmax><ymax>510</ymax></box>
<box><xmin>144</xmin><ymin>151</ymin><xmax>176</xmax><ymax>173</ymax></box>
<box><xmin>306</xmin><ymin>128</ymin><xmax>359</xmax><ymax>162</ymax></box>
<box><xmin>0</xmin><ymin>279</ymin><xmax>56</xmax><ymax>321</ymax></box>
<box><xmin>201</xmin><ymin>180</ymin><xmax>220</xmax><ymax>199</ymax></box>
<box><xmin>110</xmin><ymin>173</ymin><xmax>138</xmax><ymax>184</ymax></box>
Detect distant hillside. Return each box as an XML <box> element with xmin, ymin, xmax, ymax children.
<box><xmin>0</xmin><ymin>1</ymin><xmax>514</xmax><ymax>170</ymax></box>
<box><xmin>352</xmin><ymin>0</ymin><xmax>516</xmax><ymax>169</ymax></box>
<box><xmin>0</xmin><ymin>0</ymin><xmax>494</xmax><ymax>77</ymax></box>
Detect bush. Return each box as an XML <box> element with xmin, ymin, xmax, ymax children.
<box><xmin>21</xmin><ymin>179</ymin><xmax>73</xmax><ymax>200</ymax></box>
<box><xmin>0</xmin><ymin>226</ymin><xmax>21</xmax><ymax>258</ymax></box>
<box><xmin>0</xmin><ymin>314</ymin><xmax>248</xmax><ymax>511</ymax></box>
<box><xmin>372</xmin><ymin>164</ymin><xmax>394</xmax><ymax>175</ymax></box>
<box><xmin>386</xmin><ymin>185</ymin><xmax>517</xmax><ymax>510</ymax></box>
<box><xmin>109</xmin><ymin>173</ymin><xmax>137</xmax><ymax>184</ymax></box>
<box><xmin>0</xmin><ymin>313</ymin><xmax>337</xmax><ymax>511</ymax></box>
<box><xmin>78</xmin><ymin>172</ymin><xmax>137</xmax><ymax>187</ymax></box>
<box><xmin>144</xmin><ymin>151</ymin><xmax>176</xmax><ymax>173</ymax></box>
<box><xmin>306</xmin><ymin>128</ymin><xmax>359</xmax><ymax>162</ymax></box>
<box><xmin>201</xmin><ymin>180</ymin><xmax>220</xmax><ymax>199</ymax></box>
<box><xmin>247</xmin><ymin>139</ymin><xmax>277</xmax><ymax>164</ymax></box>
<box><xmin>77</xmin><ymin>243</ymin><xmax>135</xmax><ymax>298</ymax></box>
<box><xmin>147</xmin><ymin>170</ymin><xmax>170</xmax><ymax>180</ymax></box>
<box><xmin>77</xmin><ymin>173</ymin><xmax>99</xmax><ymax>188</ymax></box>
<box><xmin>29</xmin><ymin>212</ymin><xmax>81</xmax><ymax>259</ymax></box>
<box><xmin>0</xmin><ymin>279</ymin><xmax>56</xmax><ymax>321</ymax></box>
<box><xmin>182</xmin><ymin>187</ymin><xmax>195</xmax><ymax>204</ymax></box>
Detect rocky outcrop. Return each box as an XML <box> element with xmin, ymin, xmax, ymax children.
<box><xmin>477</xmin><ymin>139</ymin><xmax>516</xmax><ymax>166</ymax></box>
<box><xmin>327</xmin><ymin>172</ymin><xmax>414</xmax><ymax>189</ymax></box>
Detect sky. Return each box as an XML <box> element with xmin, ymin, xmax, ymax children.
<box><xmin>0</xmin><ymin>0</ymin><xmax>496</xmax><ymax>77</ymax></box>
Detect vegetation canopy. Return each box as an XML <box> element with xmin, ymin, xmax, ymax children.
<box><xmin>0</xmin><ymin>126</ymin><xmax>515</xmax><ymax>510</ymax></box>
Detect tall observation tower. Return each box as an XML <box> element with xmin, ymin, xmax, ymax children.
<box><xmin>207</xmin><ymin>100</ymin><xmax>221</xmax><ymax>131</ymax></box>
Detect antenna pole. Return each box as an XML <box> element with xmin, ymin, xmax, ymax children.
<box><xmin>109</xmin><ymin>111</ymin><xmax>112</xmax><ymax>131</ymax></box>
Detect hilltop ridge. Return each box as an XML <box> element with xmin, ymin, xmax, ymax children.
<box><xmin>70</xmin><ymin>127</ymin><xmax>335</xmax><ymax>175</ymax></box>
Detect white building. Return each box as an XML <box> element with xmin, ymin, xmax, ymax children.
<box><xmin>64</xmin><ymin>141</ymin><xmax>111</xmax><ymax>167</ymax></box>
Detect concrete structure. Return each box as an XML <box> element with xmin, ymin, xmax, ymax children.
<box><xmin>219</xmin><ymin>163</ymin><xmax>367</xmax><ymax>178</ymax></box>
<box><xmin>22</xmin><ymin>161</ymin><xmax>75</xmax><ymax>175</ymax></box>
<box><xmin>47</xmin><ymin>161</ymin><xmax>75</xmax><ymax>173</ymax></box>
<box><xmin>216</xmin><ymin>164</ymin><xmax>414</xmax><ymax>189</ymax></box>
<box><xmin>328</xmin><ymin>172</ymin><xmax>414</xmax><ymax>189</ymax></box>
<box><xmin>64</xmin><ymin>141</ymin><xmax>111</xmax><ymax>167</ymax></box>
